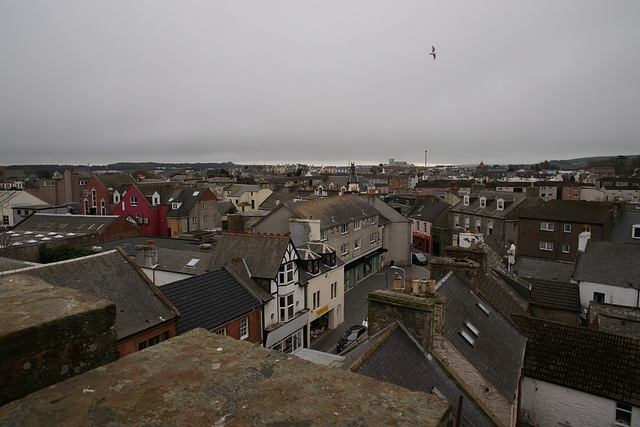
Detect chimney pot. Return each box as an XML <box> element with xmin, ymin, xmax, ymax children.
<box><xmin>393</xmin><ymin>273</ymin><xmax>403</xmax><ymax>291</ymax></box>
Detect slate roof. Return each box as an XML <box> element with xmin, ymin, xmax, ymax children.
<box><xmin>512</xmin><ymin>315</ymin><xmax>640</xmax><ymax>406</ymax></box>
<box><xmin>93</xmin><ymin>174</ymin><xmax>137</xmax><ymax>194</ymax></box>
<box><xmin>271</xmin><ymin>194</ymin><xmax>380</xmax><ymax>228</ymax></box>
<box><xmin>406</xmin><ymin>200</ymin><xmax>450</xmax><ymax>223</ymax></box>
<box><xmin>518</xmin><ymin>199</ymin><xmax>614</xmax><ymax>223</ymax></box>
<box><xmin>450</xmin><ymin>190</ymin><xmax>540</xmax><ymax>220</ymax></box>
<box><xmin>208</xmin><ymin>233</ymin><xmax>292</xmax><ymax>280</ymax></box>
<box><xmin>224</xmin><ymin>184</ymin><xmax>260</xmax><ymax>197</ymax></box>
<box><xmin>342</xmin><ymin>322</ymin><xmax>495</xmax><ymax>427</ymax></box>
<box><xmin>513</xmin><ymin>257</ymin><xmax>575</xmax><ymax>282</ymax></box>
<box><xmin>588</xmin><ymin>302</ymin><xmax>640</xmax><ymax>339</ymax></box>
<box><xmin>12</xmin><ymin>213</ymin><xmax>124</xmax><ymax>235</ymax></box>
<box><xmin>436</xmin><ymin>272</ymin><xmax>527</xmax><ymax>402</ymax></box>
<box><xmin>0</xmin><ymin>249</ymin><xmax>178</xmax><ymax>340</ymax></box>
<box><xmin>136</xmin><ymin>182</ymin><xmax>180</xmax><ymax>205</ymax></box>
<box><xmin>607</xmin><ymin>210</ymin><xmax>640</xmax><ymax>244</ymax></box>
<box><xmin>527</xmin><ymin>278</ymin><xmax>581</xmax><ymax>313</ymax></box>
<box><xmin>0</xmin><ymin>256</ymin><xmax>35</xmax><ymax>273</ymax></box>
<box><xmin>132</xmin><ymin>246</ymin><xmax>214</xmax><ymax>275</ymax></box>
<box><xmin>216</xmin><ymin>200</ymin><xmax>235</xmax><ymax>215</ymax></box>
<box><xmin>573</xmin><ymin>240</ymin><xmax>640</xmax><ymax>288</ymax></box>
<box><xmin>159</xmin><ymin>266</ymin><xmax>262</xmax><ymax>335</ymax></box>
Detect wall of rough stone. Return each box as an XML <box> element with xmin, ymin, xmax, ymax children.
<box><xmin>0</xmin><ymin>274</ymin><xmax>118</xmax><ymax>406</ymax></box>
<box><xmin>367</xmin><ymin>288</ymin><xmax>445</xmax><ymax>352</ymax></box>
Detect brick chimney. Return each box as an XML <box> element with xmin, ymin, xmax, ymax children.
<box><xmin>429</xmin><ymin>257</ymin><xmax>482</xmax><ymax>291</ymax></box>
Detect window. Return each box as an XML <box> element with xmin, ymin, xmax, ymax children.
<box><xmin>593</xmin><ymin>292</ymin><xmax>605</xmax><ymax>303</ymax></box>
<box><xmin>488</xmin><ymin>221</ymin><xmax>494</xmax><ymax>236</ymax></box>
<box><xmin>479</xmin><ymin>197</ymin><xmax>486</xmax><ymax>208</ymax></box>
<box><xmin>279</xmin><ymin>294</ymin><xmax>294</xmax><ymax>322</ymax></box>
<box><xmin>632</xmin><ymin>225</ymin><xmax>640</xmax><ymax>240</ymax></box>
<box><xmin>202</xmin><ymin>202</ymin><xmax>207</xmax><ymax>209</ymax></box>
<box><xmin>616</xmin><ymin>402</ymin><xmax>632</xmax><ymax>426</ymax></box>
<box><xmin>91</xmin><ymin>189</ymin><xmax>97</xmax><ymax>208</ymax></box>
<box><xmin>320</xmin><ymin>229</ymin><xmax>327</xmax><ymax>241</ymax></box>
<box><xmin>354</xmin><ymin>238</ymin><xmax>361</xmax><ymax>250</ymax></box>
<box><xmin>240</xmin><ymin>317</ymin><xmax>249</xmax><ymax>340</ymax></box>
<box><xmin>475</xmin><ymin>219</ymin><xmax>481</xmax><ymax>233</ymax></box>
<box><xmin>454</xmin><ymin>214</ymin><xmax>460</xmax><ymax>228</ymax></box>
<box><xmin>217</xmin><ymin>328</ymin><xmax>227</xmax><ymax>335</ymax></box>
<box><xmin>203</xmin><ymin>215</ymin><xmax>207</xmax><ymax>223</ymax></box>
<box><xmin>564</xmin><ymin>224</ymin><xmax>571</xmax><ymax>233</ymax></box>
<box><xmin>539</xmin><ymin>241</ymin><xmax>553</xmax><ymax>251</ymax></box>
<box><xmin>370</xmin><ymin>216</ymin><xmax>375</xmax><ymax>224</ymax></box>
<box><xmin>341</xmin><ymin>223</ymin><xmax>348</xmax><ymax>234</ymax></box>
<box><xmin>2</xmin><ymin>215</ymin><xmax>8</xmax><ymax>225</ymax></box>
<box><xmin>100</xmin><ymin>200</ymin><xmax>106</xmax><ymax>216</ymax></box>
<box><xmin>463</xmin><ymin>195</ymin><xmax>470</xmax><ymax>206</ymax></box>
<box><xmin>278</xmin><ymin>262</ymin><xmax>295</xmax><ymax>284</ymax></box>
<box><xmin>192</xmin><ymin>217</ymin><xmax>197</xmax><ymax>224</ymax></box>
<box><xmin>562</xmin><ymin>244</ymin><xmax>570</xmax><ymax>253</ymax></box>
<box><xmin>312</xmin><ymin>290</ymin><xmax>320</xmax><ymax>309</ymax></box>
<box><xmin>341</xmin><ymin>243</ymin><xmax>349</xmax><ymax>255</ymax></box>
<box><xmin>130</xmin><ymin>196</ymin><xmax>137</xmax><ymax>206</ymax></box>
<box><xmin>540</xmin><ymin>222</ymin><xmax>554</xmax><ymax>231</ymax></box>
<box><xmin>354</xmin><ymin>219</ymin><xmax>361</xmax><ymax>230</ymax></box>
<box><xmin>114</xmin><ymin>191</ymin><xmax>121</xmax><ymax>204</ymax></box>
<box><xmin>497</xmin><ymin>199</ymin><xmax>504</xmax><ymax>210</ymax></box>
<box><xmin>370</xmin><ymin>233</ymin><xmax>376</xmax><ymax>244</ymax></box>
<box><xmin>331</xmin><ymin>282</ymin><xmax>337</xmax><ymax>299</ymax></box>
<box><xmin>464</xmin><ymin>217</ymin><xmax>470</xmax><ymax>231</ymax></box>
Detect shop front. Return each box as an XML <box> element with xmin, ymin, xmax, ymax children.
<box><xmin>344</xmin><ymin>249</ymin><xmax>383</xmax><ymax>292</ymax></box>
<box><xmin>412</xmin><ymin>232</ymin><xmax>430</xmax><ymax>253</ymax></box>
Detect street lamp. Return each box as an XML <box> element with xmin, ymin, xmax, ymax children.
<box><xmin>390</xmin><ymin>265</ymin><xmax>405</xmax><ymax>291</ymax></box>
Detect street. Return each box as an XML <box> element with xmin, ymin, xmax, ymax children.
<box><xmin>311</xmin><ymin>262</ymin><xmax>430</xmax><ymax>353</ymax></box>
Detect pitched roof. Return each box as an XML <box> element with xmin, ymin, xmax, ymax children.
<box><xmin>519</xmin><ymin>199</ymin><xmax>614</xmax><ymax>223</ymax></box>
<box><xmin>587</xmin><ymin>302</ymin><xmax>640</xmax><ymax>339</ymax></box>
<box><xmin>513</xmin><ymin>315</ymin><xmax>640</xmax><ymax>406</ymax></box>
<box><xmin>573</xmin><ymin>240</ymin><xmax>640</xmax><ymax>287</ymax></box>
<box><xmin>406</xmin><ymin>200</ymin><xmax>450</xmax><ymax>222</ymax></box>
<box><xmin>513</xmin><ymin>257</ymin><xmax>575</xmax><ymax>282</ymax></box>
<box><xmin>208</xmin><ymin>233</ymin><xmax>292</xmax><ymax>280</ymax></box>
<box><xmin>527</xmin><ymin>278</ymin><xmax>581</xmax><ymax>313</ymax></box>
<box><xmin>278</xmin><ymin>194</ymin><xmax>380</xmax><ymax>227</ymax></box>
<box><xmin>0</xmin><ymin>249</ymin><xmax>178</xmax><ymax>340</ymax></box>
<box><xmin>607</xmin><ymin>209</ymin><xmax>640</xmax><ymax>244</ymax></box>
<box><xmin>159</xmin><ymin>267</ymin><xmax>262</xmax><ymax>335</ymax></box>
<box><xmin>132</xmin><ymin>246</ymin><xmax>214</xmax><ymax>275</ymax></box>
<box><xmin>93</xmin><ymin>174</ymin><xmax>137</xmax><ymax>193</ymax></box>
<box><xmin>342</xmin><ymin>322</ymin><xmax>495</xmax><ymax>427</ymax></box>
<box><xmin>436</xmin><ymin>272</ymin><xmax>527</xmax><ymax>401</ymax></box>
<box><xmin>450</xmin><ymin>190</ymin><xmax>538</xmax><ymax>219</ymax></box>
<box><xmin>12</xmin><ymin>213</ymin><xmax>125</xmax><ymax>235</ymax></box>
<box><xmin>136</xmin><ymin>182</ymin><xmax>180</xmax><ymax>205</ymax></box>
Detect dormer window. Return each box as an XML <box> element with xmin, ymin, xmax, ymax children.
<box><xmin>479</xmin><ymin>197</ymin><xmax>486</xmax><ymax>208</ymax></box>
<box><xmin>152</xmin><ymin>192</ymin><xmax>160</xmax><ymax>206</ymax></box>
<box><xmin>633</xmin><ymin>224</ymin><xmax>640</xmax><ymax>240</ymax></box>
<box><xmin>306</xmin><ymin>259</ymin><xmax>320</xmax><ymax>274</ymax></box>
<box><xmin>497</xmin><ymin>198</ymin><xmax>504</xmax><ymax>210</ymax></box>
<box><xmin>463</xmin><ymin>195</ymin><xmax>470</xmax><ymax>206</ymax></box>
<box><xmin>113</xmin><ymin>191</ymin><xmax>121</xmax><ymax>204</ymax></box>
<box><xmin>322</xmin><ymin>251</ymin><xmax>337</xmax><ymax>267</ymax></box>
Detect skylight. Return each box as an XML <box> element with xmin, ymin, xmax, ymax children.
<box><xmin>186</xmin><ymin>258</ymin><xmax>201</xmax><ymax>268</ymax></box>
<box><xmin>477</xmin><ymin>302</ymin><xmax>490</xmax><ymax>316</ymax></box>
<box><xmin>464</xmin><ymin>321</ymin><xmax>479</xmax><ymax>337</ymax></box>
<box><xmin>460</xmin><ymin>330</ymin><xmax>476</xmax><ymax>347</ymax></box>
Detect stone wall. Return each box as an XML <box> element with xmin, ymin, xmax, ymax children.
<box><xmin>0</xmin><ymin>274</ymin><xmax>118</xmax><ymax>406</ymax></box>
<box><xmin>367</xmin><ymin>287</ymin><xmax>446</xmax><ymax>352</ymax></box>
<box><xmin>429</xmin><ymin>257</ymin><xmax>482</xmax><ymax>290</ymax></box>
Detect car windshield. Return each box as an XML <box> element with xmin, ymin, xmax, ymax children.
<box><xmin>347</xmin><ymin>331</ymin><xmax>359</xmax><ymax>340</ymax></box>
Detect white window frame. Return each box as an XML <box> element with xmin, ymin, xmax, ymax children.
<box><xmin>320</xmin><ymin>229</ymin><xmax>327</xmax><ymax>241</ymax></box>
<box><xmin>479</xmin><ymin>197</ymin><xmax>486</xmax><ymax>208</ymax></box>
<box><xmin>341</xmin><ymin>223</ymin><xmax>348</xmax><ymax>234</ymax></box>
<box><xmin>278</xmin><ymin>262</ymin><xmax>294</xmax><ymax>285</ymax></box>
<box><xmin>130</xmin><ymin>196</ymin><xmax>138</xmax><ymax>207</ymax></box>
<box><xmin>562</xmin><ymin>243</ymin><xmax>570</xmax><ymax>253</ymax></box>
<box><xmin>240</xmin><ymin>317</ymin><xmax>249</xmax><ymax>340</ymax></box>
<box><xmin>497</xmin><ymin>199</ymin><xmax>504</xmax><ymax>210</ymax></box>
<box><xmin>540</xmin><ymin>222</ymin><xmax>554</xmax><ymax>231</ymax></box>
<box><xmin>354</xmin><ymin>238</ymin><xmax>361</xmax><ymax>250</ymax></box>
<box><xmin>563</xmin><ymin>224</ymin><xmax>571</xmax><ymax>233</ymax></box>
<box><xmin>279</xmin><ymin>294</ymin><xmax>294</xmax><ymax>322</ymax></box>
<box><xmin>463</xmin><ymin>195</ymin><xmax>470</xmax><ymax>206</ymax></box>
<box><xmin>341</xmin><ymin>243</ymin><xmax>349</xmax><ymax>255</ymax></box>
<box><xmin>216</xmin><ymin>328</ymin><xmax>227</xmax><ymax>335</ymax></box>
<box><xmin>370</xmin><ymin>233</ymin><xmax>376</xmax><ymax>244</ymax></box>
<box><xmin>539</xmin><ymin>241</ymin><xmax>553</xmax><ymax>251</ymax></box>
<box><xmin>354</xmin><ymin>219</ymin><xmax>361</xmax><ymax>230</ymax></box>
<box><xmin>632</xmin><ymin>225</ymin><xmax>640</xmax><ymax>240</ymax></box>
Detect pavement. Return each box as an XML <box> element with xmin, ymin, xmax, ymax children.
<box><xmin>311</xmin><ymin>261</ymin><xmax>430</xmax><ymax>353</ymax></box>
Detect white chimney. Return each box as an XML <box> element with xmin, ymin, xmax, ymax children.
<box><xmin>577</xmin><ymin>227</ymin><xmax>591</xmax><ymax>253</ymax></box>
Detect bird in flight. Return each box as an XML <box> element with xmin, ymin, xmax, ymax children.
<box><xmin>430</xmin><ymin>45</ymin><xmax>436</xmax><ymax>60</ymax></box>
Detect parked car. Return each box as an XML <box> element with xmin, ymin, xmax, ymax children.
<box><xmin>412</xmin><ymin>252</ymin><xmax>428</xmax><ymax>265</ymax></box>
<box><xmin>337</xmin><ymin>324</ymin><xmax>367</xmax><ymax>352</ymax></box>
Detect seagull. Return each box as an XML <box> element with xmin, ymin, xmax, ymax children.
<box><xmin>430</xmin><ymin>45</ymin><xmax>436</xmax><ymax>60</ymax></box>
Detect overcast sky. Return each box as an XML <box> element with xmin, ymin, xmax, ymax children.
<box><xmin>1</xmin><ymin>1</ymin><xmax>639</xmax><ymax>167</ymax></box>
